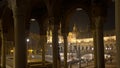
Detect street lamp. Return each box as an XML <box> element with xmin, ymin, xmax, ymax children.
<box><xmin>26</xmin><ymin>38</ymin><xmax>30</xmax><ymax>60</ymax></box>
<box><xmin>26</xmin><ymin>38</ymin><xmax>30</xmax><ymax>50</ymax></box>
<box><xmin>26</xmin><ymin>38</ymin><xmax>30</xmax><ymax>42</ymax></box>
<box><xmin>30</xmin><ymin>18</ymin><xmax>36</xmax><ymax>21</ymax></box>
<box><xmin>91</xmin><ymin>47</ymin><xmax>94</xmax><ymax>51</ymax></box>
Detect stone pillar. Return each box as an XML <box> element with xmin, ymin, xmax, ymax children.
<box><xmin>0</xmin><ymin>33</ymin><xmax>1</xmax><ymax>68</ymax></box>
<box><xmin>91</xmin><ymin>17</ymin><xmax>97</xmax><ymax>68</ymax></box>
<box><xmin>13</xmin><ymin>47</ymin><xmax>15</xmax><ymax>68</ymax></box>
<box><xmin>12</xmin><ymin>7</ymin><xmax>27</xmax><ymax>68</ymax></box>
<box><xmin>78</xmin><ymin>46</ymin><xmax>81</xmax><ymax>68</ymax></box>
<box><xmin>46</xmin><ymin>0</ymin><xmax>61</xmax><ymax>67</ymax></box>
<box><xmin>0</xmin><ymin>19</ymin><xmax>6</xmax><ymax>68</ymax></box>
<box><xmin>52</xmin><ymin>23</ymin><xmax>60</xmax><ymax>68</ymax></box>
<box><xmin>95</xmin><ymin>16</ymin><xmax>105</xmax><ymax>68</ymax></box>
<box><xmin>93</xmin><ymin>30</ymin><xmax>97</xmax><ymax>68</ymax></box>
<box><xmin>13</xmin><ymin>13</ymin><xmax>27</xmax><ymax>68</ymax></box>
<box><xmin>1</xmin><ymin>34</ymin><xmax>6</xmax><ymax>68</ymax></box>
<box><xmin>115</xmin><ymin>0</ymin><xmax>120</xmax><ymax>68</ymax></box>
<box><xmin>39</xmin><ymin>19</ymin><xmax>47</xmax><ymax>65</ymax></box>
<box><xmin>63</xmin><ymin>33</ymin><xmax>68</xmax><ymax>68</ymax></box>
<box><xmin>40</xmin><ymin>35</ymin><xmax>47</xmax><ymax>65</ymax></box>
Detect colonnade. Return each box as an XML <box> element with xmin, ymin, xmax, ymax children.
<box><xmin>0</xmin><ymin>0</ymin><xmax>120</xmax><ymax>68</ymax></box>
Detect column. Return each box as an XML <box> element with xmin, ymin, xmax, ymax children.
<box><xmin>52</xmin><ymin>23</ymin><xmax>60</xmax><ymax>68</ymax></box>
<box><xmin>93</xmin><ymin>30</ymin><xmax>97</xmax><ymax>68</ymax></box>
<box><xmin>78</xmin><ymin>46</ymin><xmax>81</xmax><ymax>68</ymax></box>
<box><xmin>91</xmin><ymin>17</ymin><xmax>97</xmax><ymax>68</ymax></box>
<box><xmin>46</xmin><ymin>0</ymin><xmax>61</xmax><ymax>67</ymax></box>
<box><xmin>39</xmin><ymin>19</ymin><xmax>47</xmax><ymax>65</ymax></box>
<box><xmin>40</xmin><ymin>35</ymin><xmax>47</xmax><ymax>65</ymax></box>
<box><xmin>115</xmin><ymin>0</ymin><xmax>120</xmax><ymax>68</ymax></box>
<box><xmin>12</xmin><ymin>8</ymin><xmax>27</xmax><ymax>68</ymax></box>
<box><xmin>0</xmin><ymin>33</ymin><xmax>1</xmax><ymax>68</ymax></box>
<box><xmin>0</xmin><ymin>19</ymin><xmax>6</xmax><ymax>68</ymax></box>
<box><xmin>1</xmin><ymin>33</ymin><xmax>6</xmax><ymax>68</ymax></box>
<box><xmin>95</xmin><ymin>16</ymin><xmax>105</xmax><ymax>68</ymax></box>
<box><xmin>63</xmin><ymin>33</ymin><xmax>68</xmax><ymax>68</ymax></box>
<box><xmin>14</xmin><ymin>13</ymin><xmax>27</xmax><ymax>68</ymax></box>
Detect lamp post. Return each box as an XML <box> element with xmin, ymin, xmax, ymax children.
<box><xmin>91</xmin><ymin>47</ymin><xmax>94</xmax><ymax>61</ymax></box>
<box><xmin>26</xmin><ymin>38</ymin><xmax>30</xmax><ymax>49</ymax></box>
<box><xmin>26</xmin><ymin>38</ymin><xmax>30</xmax><ymax>60</ymax></box>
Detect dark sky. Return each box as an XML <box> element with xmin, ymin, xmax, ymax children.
<box><xmin>30</xmin><ymin>3</ymin><xmax>115</xmax><ymax>34</ymax></box>
<box><xmin>69</xmin><ymin>3</ymin><xmax>115</xmax><ymax>32</ymax></box>
<box><xmin>30</xmin><ymin>21</ymin><xmax>39</xmax><ymax>34</ymax></box>
<box><xmin>69</xmin><ymin>10</ymin><xmax>90</xmax><ymax>32</ymax></box>
<box><xmin>104</xmin><ymin>3</ymin><xmax>115</xmax><ymax>30</ymax></box>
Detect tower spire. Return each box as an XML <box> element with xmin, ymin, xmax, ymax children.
<box><xmin>73</xmin><ymin>24</ymin><xmax>77</xmax><ymax>33</ymax></box>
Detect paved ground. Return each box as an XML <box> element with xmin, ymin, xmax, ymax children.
<box><xmin>5</xmin><ymin>55</ymin><xmax>117</xmax><ymax>68</ymax></box>
<box><xmin>66</xmin><ymin>60</ymin><xmax>116</xmax><ymax>68</ymax></box>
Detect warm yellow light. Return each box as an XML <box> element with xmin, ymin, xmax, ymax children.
<box><xmin>28</xmin><ymin>49</ymin><xmax>33</xmax><ymax>53</ymax></box>
<box><xmin>46</xmin><ymin>30</ymin><xmax>116</xmax><ymax>45</ymax></box>
<box><xmin>10</xmin><ymin>50</ymin><xmax>14</xmax><ymax>53</ymax></box>
<box><xmin>76</xmin><ymin>36</ymin><xmax>116</xmax><ymax>43</ymax></box>
<box><xmin>104</xmin><ymin>36</ymin><xmax>116</xmax><ymax>41</ymax></box>
<box><xmin>68</xmin><ymin>32</ymin><xmax>72</xmax><ymax>36</ymax></box>
<box><xmin>77</xmin><ymin>38</ymin><xmax>93</xmax><ymax>43</ymax></box>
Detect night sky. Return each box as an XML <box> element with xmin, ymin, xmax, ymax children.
<box><xmin>30</xmin><ymin>21</ymin><xmax>40</xmax><ymax>34</ymax></box>
<box><xmin>69</xmin><ymin>10</ymin><xmax>90</xmax><ymax>32</ymax></box>
<box><xmin>69</xmin><ymin>3</ymin><xmax>115</xmax><ymax>32</ymax></box>
<box><xmin>104</xmin><ymin>3</ymin><xmax>115</xmax><ymax>30</ymax></box>
<box><xmin>30</xmin><ymin>3</ymin><xmax>115</xmax><ymax>34</ymax></box>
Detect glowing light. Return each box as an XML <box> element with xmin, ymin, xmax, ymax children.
<box><xmin>106</xmin><ymin>48</ymin><xmax>108</xmax><ymax>50</ymax></box>
<box><xmin>50</xmin><ymin>45</ymin><xmax>52</xmax><ymax>47</ymax></box>
<box><xmin>30</xmin><ymin>18</ymin><xmax>36</xmax><ymax>21</ymax></box>
<box><xmin>26</xmin><ymin>38</ymin><xmax>30</xmax><ymax>42</ymax></box>
<box><xmin>92</xmin><ymin>48</ymin><xmax>94</xmax><ymax>50</ymax></box>
<box><xmin>10</xmin><ymin>50</ymin><xmax>14</xmax><ymax>53</ymax></box>
<box><xmin>76</xmin><ymin>8</ymin><xmax>82</xmax><ymax>11</ymax></box>
<box><xmin>28</xmin><ymin>49</ymin><xmax>33</xmax><ymax>53</ymax></box>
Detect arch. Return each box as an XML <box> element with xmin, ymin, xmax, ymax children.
<box><xmin>0</xmin><ymin>4</ymin><xmax>15</xmax><ymax>66</ymax></box>
<box><xmin>0</xmin><ymin>5</ymin><xmax>14</xmax><ymax>41</ymax></box>
<box><xmin>61</xmin><ymin>2</ymin><xmax>91</xmax><ymax>34</ymax></box>
<box><xmin>69</xmin><ymin>9</ymin><xmax>90</xmax><ymax>32</ymax></box>
<box><xmin>26</xmin><ymin>0</ymin><xmax>48</xmax><ymax>35</ymax></box>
